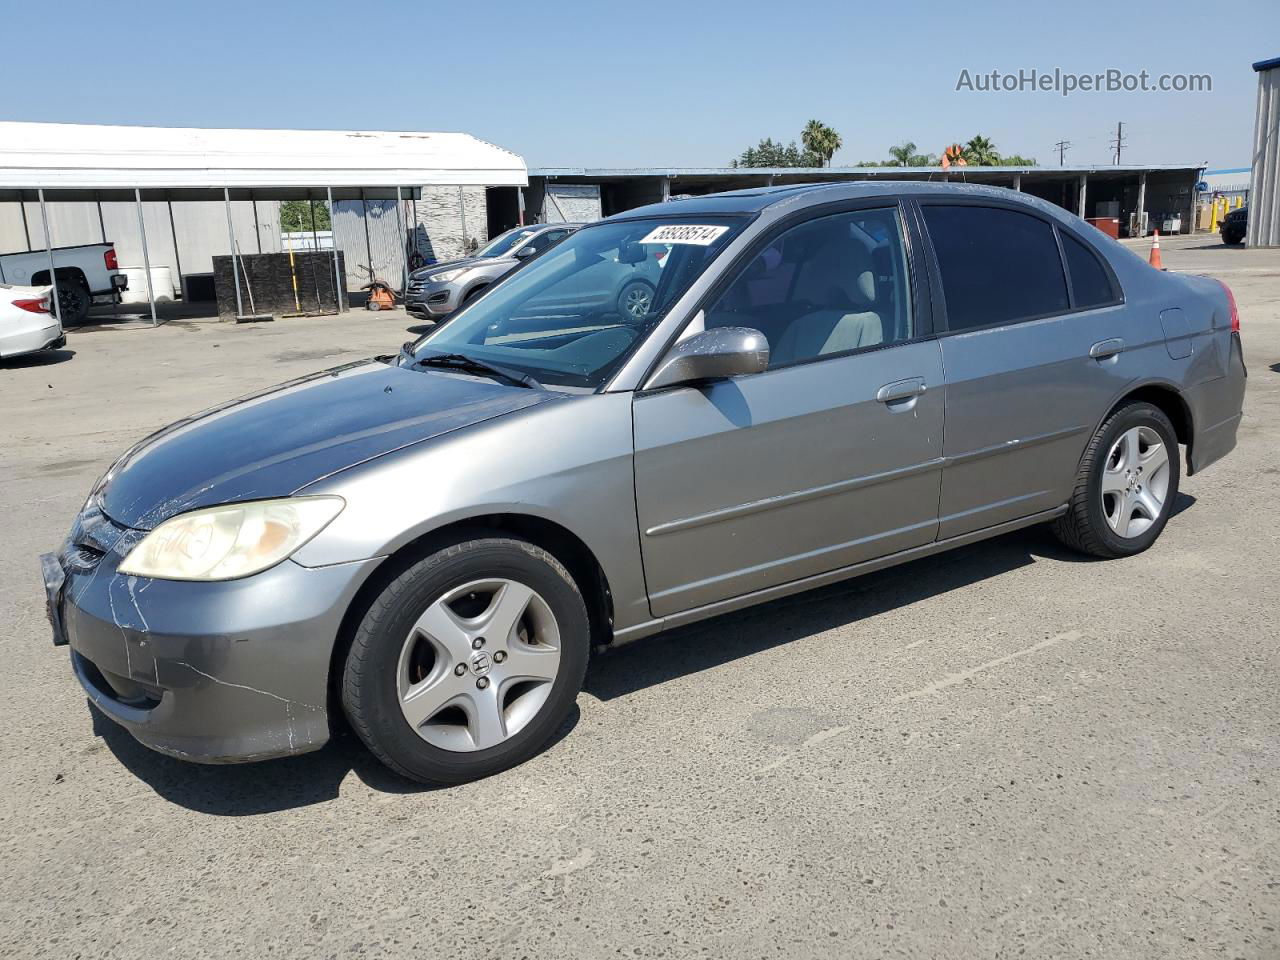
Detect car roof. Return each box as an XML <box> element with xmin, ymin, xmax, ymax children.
<box><xmin>603</xmin><ymin>180</ymin><xmax>1067</xmax><ymax>221</ymax></box>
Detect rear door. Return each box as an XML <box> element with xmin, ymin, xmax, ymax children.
<box><xmin>916</xmin><ymin>200</ymin><xmax>1132</xmax><ymax>539</ymax></box>
<box><xmin>632</xmin><ymin>203</ymin><xmax>945</xmax><ymax>617</ymax></box>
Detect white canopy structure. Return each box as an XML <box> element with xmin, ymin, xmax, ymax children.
<box><xmin>0</xmin><ymin>122</ymin><xmax>527</xmax><ymax>326</ymax></box>
<box><xmin>0</xmin><ymin>122</ymin><xmax>527</xmax><ymax>190</ymax></box>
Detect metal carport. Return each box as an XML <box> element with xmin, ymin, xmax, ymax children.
<box><xmin>0</xmin><ymin>122</ymin><xmax>527</xmax><ymax>326</ymax></box>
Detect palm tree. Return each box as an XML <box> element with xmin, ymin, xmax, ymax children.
<box><xmin>802</xmin><ymin>120</ymin><xmax>843</xmax><ymax>167</ymax></box>
<box><xmin>965</xmin><ymin>135</ymin><xmax>999</xmax><ymax>166</ymax></box>
<box><xmin>888</xmin><ymin>142</ymin><xmax>917</xmax><ymax>167</ymax></box>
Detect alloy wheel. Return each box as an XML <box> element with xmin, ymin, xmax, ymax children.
<box><xmin>623</xmin><ymin>284</ymin><xmax>652</xmax><ymax>319</ymax></box>
<box><xmin>396</xmin><ymin>578</ymin><xmax>561</xmax><ymax>752</ymax></box>
<box><xmin>1101</xmin><ymin>425</ymin><xmax>1170</xmax><ymax>538</ymax></box>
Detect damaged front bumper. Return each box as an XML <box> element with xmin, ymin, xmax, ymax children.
<box><xmin>45</xmin><ymin>507</ymin><xmax>379</xmax><ymax>763</ymax></box>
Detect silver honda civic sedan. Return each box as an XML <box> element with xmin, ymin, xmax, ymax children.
<box><xmin>42</xmin><ymin>182</ymin><xmax>1246</xmax><ymax>784</ymax></box>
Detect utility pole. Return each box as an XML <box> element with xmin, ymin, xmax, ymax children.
<box><xmin>1111</xmin><ymin>121</ymin><xmax>1127</xmax><ymax>164</ymax></box>
<box><xmin>1054</xmin><ymin>139</ymin><xmax>1071</xmax><ymax>166</ymax></box>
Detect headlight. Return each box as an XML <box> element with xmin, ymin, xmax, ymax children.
<box><xmin>117</xmin><ymin>496</ymin><xmax>344</xmax><ymax>581</ymax></box>
<box><xmin>427</xmin><ymin>268</ymin><xmax>465</xmax><ymax>283</ymax></box>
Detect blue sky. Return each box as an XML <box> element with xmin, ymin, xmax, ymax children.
<box><xmin>2</xmin><ymin>0</ymin><xmax>1276</xmax><ymax>170</ymax></box>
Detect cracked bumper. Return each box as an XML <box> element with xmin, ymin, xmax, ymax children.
<box><xmin>56</xmin><ymin>552</ymin><xmax>381</xmax><ymax>763</ymax></box>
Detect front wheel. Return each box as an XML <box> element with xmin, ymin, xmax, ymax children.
<box><xmin>1052</xmin><ymin>402</ymin><xmax>1180</xmax><ymax>558</ymax></box>
<box><xmin>342</xmin><ymin>537</ymin><xmax>590</xmax><ymax>784</ymax></box>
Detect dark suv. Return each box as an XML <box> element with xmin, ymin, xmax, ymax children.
<box><xmin>1221</xmin><ymin>205</ymin><xmax>1248</xmax><ymax>245</ymax></box>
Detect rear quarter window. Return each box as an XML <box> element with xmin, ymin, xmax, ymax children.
<box><xmin>922</xmin><ymin>205</ymin><xmax>1069</xmax><ymax>331</ymax></box>
<box><xmin>1060</xmin><ymin>230</ymin><xmax>1118</xmax><ymax>309</ymax></box>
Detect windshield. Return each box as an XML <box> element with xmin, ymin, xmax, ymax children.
<box><xmin>473</xmin><ymin>227</ymin><xmax>542</xmax><ymax>259</ymax></box>
<box><xmin>408</xmin><ymin>216</ymin><xmax>745</xmax><ymax>389</ymax></box>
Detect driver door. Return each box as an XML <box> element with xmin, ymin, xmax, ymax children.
<box><xmin>632</xmin><ymin>204</ymin><xmax>945</xmax><ymax>617</ymax></box>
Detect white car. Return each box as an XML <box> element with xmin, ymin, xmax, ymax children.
<box><xmin>0</xmin><ymin>284</ymin><xmax>63</xmax><ymax>360</ymax></box>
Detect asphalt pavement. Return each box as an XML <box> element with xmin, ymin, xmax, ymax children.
<box><xmin>1</xmin><ymin>234</ymin><xmax>1277</xmax><ymax>958</ymax></box>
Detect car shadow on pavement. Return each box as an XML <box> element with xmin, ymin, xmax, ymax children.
<box><xmin>88</xmin><ymin>500</ymin><xmax>1197</xmax><ymax>812</ymax></box>
<box><xmin>88</xmin><ymin>699</ymin><xmax>582</xmax><ymax>815</ymax></box>
<box><xmin>1</xmin><ymin>348</ymin><xmax>75</xmax><ymax>368</ymax></box>
<box><xmin>584</xmin><ymin>507</ymin><xmax>1193</xmax><ymax>702</ymax></box>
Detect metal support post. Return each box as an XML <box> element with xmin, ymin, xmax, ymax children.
<box><xmin>327</xmin><ymin>187</ymin><xmax>343</xmax><ymax>312</ymax></box>
<box><xmin>395</xmin><ymin>185</ymin><xmax>408</xmax><ymax>296</ymax></box>
<box><xmin>224</xmin><ymin>187</ymin><xmax>243</xmax><ymax>319</ymax></box>
<box><xmin>135</xmin><ymin>188</ymin><xmax>157</xmax><ymax>327</ymax></box>
<box><xmin>1135</xmin><ymin>172</ymin><xmax>1148</xmax><ymax>237</ymax></box>
<box><xmin>37</xmin><ymin>189</ymin><xmax>62</xmax><ymax>327</ymax></box>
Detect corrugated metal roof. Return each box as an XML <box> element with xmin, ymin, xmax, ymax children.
<box><xmin>0</xmin><ymin>122</ymin><xmax>527</xmax><ymax>189</ymax></box>
<box><xmin>531</xmin><ymin>164</ymin><xmax>1203</xmax><ymax>177</ymax></box>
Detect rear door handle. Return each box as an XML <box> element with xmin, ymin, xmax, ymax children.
<box><xmin>1089</xmin><ymin>338</ymin><xmax>1125</xmax><ymax>360</ymax></box>
<box><xmin>876</xmin><ymin>377</ymin><xmax>927</xmax><ymax>403</ymax></box>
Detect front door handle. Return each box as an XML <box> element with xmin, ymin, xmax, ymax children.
<box><xmin>1089</xmin><ymin>338</ymin><xmax>1125</xmax><ymax>360</ymax></box>
<box><xmin>876</xmin><ymin>377</ymin><xmax>927</xmax><ymax>404</ymax></box>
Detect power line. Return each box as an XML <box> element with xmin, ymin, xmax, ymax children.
<box><xmin>1054</xmin><ymin>140</ymin><xmax>1071</xmax><ymax>165</ymax></box>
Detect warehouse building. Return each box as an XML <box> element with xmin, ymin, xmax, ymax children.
<box><xmin>514</xmin><ymin>164</ymin><xmax>1204</xmax><ymax>239</ymax></box>
<box><xmin>0</xmin><ymin>122</ymin><xmax>526</xmax><ymax>320</ymax></box>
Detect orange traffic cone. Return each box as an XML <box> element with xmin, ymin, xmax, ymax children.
<box><xmin>1149</xmin><ymin>230</ymin><xmax>1163</xmax><ymax>269</ymax></box>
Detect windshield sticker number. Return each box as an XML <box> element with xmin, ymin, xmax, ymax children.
<box><xmin>639</xmin><ymin>224</ymin><xmax>730</xmax><ymax>246</ymax></box>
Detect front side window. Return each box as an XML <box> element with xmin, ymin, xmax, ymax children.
<box><xmin>474</xmin><ymin>227</ymin><xmax>541</xmax><ymax>259</ymax></box>
<box><xmin>410</xmin><ymin>217</ymin><xmax>744</xmax><ymax>388</ymax></box>
<box><xmin>521</xmin><ymin>229</ymin><xmax>568</xmax><ymax>256</ymax></box>
<box><xmin>922</xmin><ymin>205</ymin><xmax>1069</xmax><ymax>330</ymax></box>
<box><xmin>704</xmin><ymin>207</ymin><xmax>914</xmax><ymax>368</ymax></box>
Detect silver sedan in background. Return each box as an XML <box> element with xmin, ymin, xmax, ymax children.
<box><xmin>42</xmin><ymin>182</ymin><xmax>1245</xmax><ymax>785</ymax></box>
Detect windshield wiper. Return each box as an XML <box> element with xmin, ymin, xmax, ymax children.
<box><xmin>409</xmin><ymin>349</ymin><xmax>543</xmax><ymax>390</ymax></box>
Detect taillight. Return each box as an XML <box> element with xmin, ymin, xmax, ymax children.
<box><xmin>104</xmin><ymin>248</ymin><xmax>118</xmax><ymax>271</ymax></box>
<box><xmin>13</xmin><ymin>297</ymin><xmax>50</xmax><ymax>314</ymax></box>
<box><xmin>1219</xmin><ymin>280</ymin><xmax>1240</xmax><ymax>333</ymax></box>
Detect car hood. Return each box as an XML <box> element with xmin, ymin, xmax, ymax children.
<box><xmin>99</xmin><ymin>360</ymin><xmax>556</xmax><ymax>529</ymax></box>
<box><xmin>411</xmin><ymin>256</ymin><xmax>510</xmax><ymax>279</ymax></box>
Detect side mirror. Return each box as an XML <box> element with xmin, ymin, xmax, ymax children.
<box><xmin>645</xmin><ymin>327</ymin><xmax>770</xmax><ymax>391</ymax></box>
<box><xmin>513</xmin><ymin>245</ymin><xmax>537</xmax><ymax>259</ymax></box>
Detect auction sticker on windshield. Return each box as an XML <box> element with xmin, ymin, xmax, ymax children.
<box><xmin>640</xmin><ymin>224</ymin><xmax>730</xmax><ymax>245</ymax></box>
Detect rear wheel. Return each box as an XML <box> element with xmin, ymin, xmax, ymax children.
<box><xmin>1052</xmin><ymin>402</ymin><xmax>1180</xmax><ymax>558</ymax></box>
<box><xmin>342</xmin><ymin>537</ymin><xmax>589</xmax><ymax>784</ymax></box>
<box><xmin>617</xmin><ymin>280</ymin><xmax>654</xmax><ymax>320</ymax></box>
<box><xmin>53</xmin><ymin>280</ymin><xmax>90</xmax><ymax>324</ymax></box>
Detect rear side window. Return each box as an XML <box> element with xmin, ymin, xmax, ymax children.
<box><xmin>1060</xmin><ymin>231</ymin><xmax>1117</xmax><ymax>309</ymax></box>
<box><xmin>922</xmin><ymin>205</ymin><xmax>1069</xmax><ymax>330</ymax></box>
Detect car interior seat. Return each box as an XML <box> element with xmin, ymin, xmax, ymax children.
<box><xmin>771</xmin><ymin>230</ymin><xmax>885</xmax><ymax>367</ymax></box>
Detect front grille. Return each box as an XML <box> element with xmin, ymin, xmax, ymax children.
<box><xmin>63</xmin><ymin>504</ymin><xmax>129</xmax><ymax>572</ymax></box>
<box><xmin>63</xmin><ymin>545</ymin><xmax>105</xmax><ymax>572</ymax></box>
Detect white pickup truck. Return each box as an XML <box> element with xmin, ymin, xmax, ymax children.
<box><xmin>0</xmin><ymin>243</ymin><xmax>127</xmax><ymax>323</ymax></box>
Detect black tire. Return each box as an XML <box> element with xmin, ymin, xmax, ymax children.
<box><xmin>342</xmin><ymin>537</ymin><xmax>590</xmax><ymax>785</ymax></box>
<box><xmin>54</xmin><ymin>280</ymin><xmax>91</xmax><ymax>324</ymax></box>
<box><xmin>1052</xmin><ymin>402</ymin><xmax>1180</xmax><ymax>559</ymax></box>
